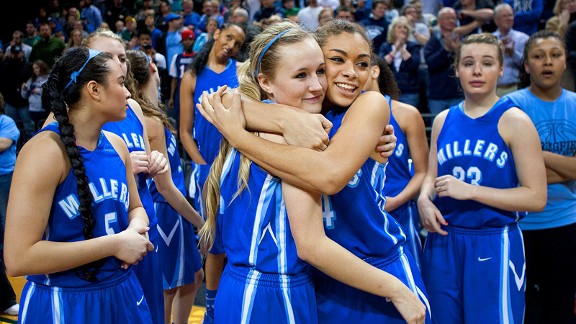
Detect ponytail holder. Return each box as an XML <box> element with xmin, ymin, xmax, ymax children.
<box><xmin>253</xmin><ymin>29</ymin><xmax>291</xmax><ymax>78</ymax></box>
<box><xmin>63</xmin><ymin>49</ymin><xmax>102</xmax><ymax>92</ymax></box>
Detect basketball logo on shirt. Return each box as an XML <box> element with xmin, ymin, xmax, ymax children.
<box><xmin>535</xmin><ymin>120</ymin><xmax>576</xmax><ymax>156</ymax></box>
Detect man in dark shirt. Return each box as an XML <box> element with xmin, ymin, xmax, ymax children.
<box><xmin>424</xmin><ymin>7</ymin><xmax>465</xmax><ymax>114</ymax></box>
<box><xmin>29</xmin><ymin>23</ymin><xmax>65</xmax><ymax>69</ymax></box>
<box><xmin>0</xmin><ymin>45</ymin><xmax>33</xmax><ymax>141</ymax></box>
<box><xmin>360</xmin><ymin>0</ymin><xmax>389</xmax><ymax>52</ymax></box>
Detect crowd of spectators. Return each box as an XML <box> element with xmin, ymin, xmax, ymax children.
<box><xmin>1</xmin><ymin>0</ymin><xmax>576</xmax><ymax>320</ymax></box>
<box><xmin>0</xmin><ymin>0</ymin><xmax>574</xmax><ymax>121</ymax></box>
<box><xmin>0</xmin><ymin>0</ymin><xmax>573</xmax><ymax>145</ymax></box>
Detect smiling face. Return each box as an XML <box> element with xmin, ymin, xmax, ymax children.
<box><xmin>259</xmin><ymin>38</ymin><xmax>326</xmax><ymax>114</ymax></box>
<box><xmin>212</xmin><ymin>25</ymin><xmax>246</xmax><ymax>62</ymax></box>
<box><xmin>456</xmin><ymin>43</ymin><xmax>502</xmax><ymax>98</ymax></box>
<box><xmin>321</xmin><ymin>32</ymin><xmax>371</xmax><ymax>108</ymax></box>
<box><xmin>392</xmin><ymin>20</ymin><xmax>410</xmax><ymax>41</ymax></box>
<box><xmin>524</xmin><ymin>36</ymin><xmax>566</xmax><ymax>92</ymax></box>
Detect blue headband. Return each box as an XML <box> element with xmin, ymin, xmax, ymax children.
<box><xmin>63</xmin><ymin>49</ymin><xmax>102</xmax><ymax>92</ymax></box>
<box><xmin>253</xmin><ymin>29</ymin><xmax>291</xmax><ymax>78</ymax></box>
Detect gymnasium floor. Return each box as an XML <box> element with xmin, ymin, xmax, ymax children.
<box><xmin>0</xmin><ymin>276</ymin><xmax>206</xmax><ymax>324</ymax></box>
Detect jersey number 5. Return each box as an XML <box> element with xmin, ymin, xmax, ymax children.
<box><xmin>105</xmin><ymin>212</ymin><xmax>118</xmax><ymax>235</ymax></box>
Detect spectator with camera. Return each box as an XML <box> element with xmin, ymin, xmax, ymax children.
<box><xmin>5</xmin><ymin>31</ymin><xmax>32</xmax><ymax>62</ymax></box>
<box><xmin>0</xmin><ymin>45</ymin><xmax>33</xmax><ymax>143</ymax></box>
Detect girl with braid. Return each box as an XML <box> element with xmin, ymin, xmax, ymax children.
<box><xmin>41</xmin><ymin>29</ymin><xmax>170</xmax><ymax>324</ymax></box>
<box><xmin>125</xmin><ymin>49</ymin><xmax>206</xmax><ymax>324</ymax></box>
<box><xmin>4</xmin><ymin>47</ymin><xmax>154</xmax><ymax>323</ymax></box>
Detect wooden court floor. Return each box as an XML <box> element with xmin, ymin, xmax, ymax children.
<box><xmin>0</xmin><ymin>276</ymin><xmax>206</xmax><ymax>324</ymax></box>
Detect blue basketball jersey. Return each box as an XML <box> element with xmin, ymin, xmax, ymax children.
<box><xmin>27</xmin><ymin>123</ymin><xmax>131</xmax><ymax>287</ymax></box>
<box><xmin>102</xmin><ymin>105</ymin><xmax>158</xmax><ymax>241</ymax></box>
<box><xmin>171</xmin><ymin>53</ymin><xmax>195</xmax><ymax>114</ymax></box>
<box><xmin>215</xmin><ymin>148</ymin><xmax>309</xmax><ymax>275</ymax></box>
<box><xmin>384</xmin><ymin>96</ymin><xmax>411</xmax><ymax>197</ymax></box>
<box><xmin>213</xmin><ymin>148</ymin><xmax>317</xmax><ymax>324</ymax></box>
<box><xmin>317</xmin><ymin>108</ymin><xmax>430</xmax><ymax>324</ymax></box>
<box><xmin>149</xmin><ymin>128</ymin><xmax>202</xmax><ymax>289</ymax></box>
<box><xmin>102</xmin><ymin>106</ymin><xmax>165</xmax><ymax>324</ymax></box>
<box><xmin>154</xmin><ymin>201</ymin><xmax>202</xmax><ymax>290</ymax></box>
<box><xmin>322</xmin><ymin>108</ymin><xmax>406</xmax><ymax>259</ymax></box>
<box><xmin>382</xmin><ymin>96</ymin><xmax>423</xmax><ymax>269</ymax></box>
<box><xmin>149</xmin><ymin>128</ymin><xmax>186</xmax><ymax>202</ymax></box>
<box><xmin>192</xmin><ymin>59</ymin><xmax>239</xmax><ymax>164</ymax></box>
<box><xmin>434</xmin><ymin>98</ymin><xmax>523</xmax><ymax>229</ymax></box>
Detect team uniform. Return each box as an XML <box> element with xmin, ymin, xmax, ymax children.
<box><xmin>384</xmin><ymin>95</ymin><xmax>423</xmax><ymax>270</ymax></box>
<box><xmin>102</xmin><ymin>106</ymin><xmax>163</xmax><ymax>324</ymax></box>
<box><xmin>315</xmin><ymin>107</ymin><xmax>431</xmax><ymax>323</ymax></box>
<box><xmin>19</xmin><ymin>123</ymin><xmax>152</xmax><ymax>324</ymax></box>
<box><xmin>189</xmin><ymin>59</ymin><xmax>239</xmax><ymax>215</ymax></box>
<box><xmin>424</xmin><ymin>98</ymin><xmax>526</xmax><ymax>324</ymax></box>
<box><xmin>212</xmin><ymin>148</ymin><xmax>317</xmax><ymax>324</ymax></box>
<box><xmin>505</xmin><ymin>88</ymin><xmax>576</xmax><ymax>323</ymax></box>
<box><xmin>149</xmin><ymin>128</ymin><xmax>202</xmax><ymax>290</ymax></box>
<box><xmin>168</xmin><ymin>52</ymin><xmax>195</xmax><ymax>122</ymax></box>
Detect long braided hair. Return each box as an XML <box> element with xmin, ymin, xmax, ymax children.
<box><xmin>42</xmin><ymin>47</ymin><xmax>113</xmax><ymax>282</ymax></box>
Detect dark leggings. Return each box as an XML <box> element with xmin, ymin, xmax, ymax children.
<box><xmin>523</xmin><ymin>223</ymin><xmax>576</xmax><ymax>324</ymax></box>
